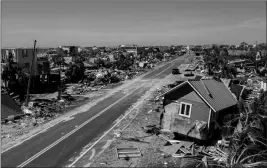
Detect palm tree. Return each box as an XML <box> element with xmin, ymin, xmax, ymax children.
<box><xmin>221</xmin><ymin>91</ymin><xmax>267</xmax><ymax>168</ymax></box>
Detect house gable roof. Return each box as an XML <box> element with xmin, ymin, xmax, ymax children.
<box><xmin>188</xmin><ymin>79</ymin><xmax>238</xmax><ymax>112</ymax></box>
<box><xmin>161</xmin><ymin>79</ymin><xmax>238</xmax><ymax>112</ymax></box>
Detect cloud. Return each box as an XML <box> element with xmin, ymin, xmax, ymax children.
<box><xmin>238</xmin><ymin>18</ymin><xmax>266</xmax><ymax>28</ymax></box>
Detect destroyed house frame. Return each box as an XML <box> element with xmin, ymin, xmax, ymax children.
<box><xmin>160</xmin><ymin>79</ymin><xmax>238</xmax><ymax>113</ymax></box>
<box><xmin>160</xmin><ymin>79</ymin><xmax>238</xmax><ymax>140</ymax></box>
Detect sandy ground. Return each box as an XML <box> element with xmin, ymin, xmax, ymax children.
<box><xmin>1</xmin><ymin>62</ymin><xmax>168</xmax><ymax>151</ymax></box>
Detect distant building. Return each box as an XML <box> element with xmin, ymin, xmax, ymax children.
<box><xmin>1</xmin><ymin>48</ymin><xmax>43</xmax><ymax>75</ymax></box>
<box><xmin>186</xmin><ymin>46</ymin><xmax>190</xmax><ymax>50</ymax></box>
<box><xmin>36</xmin><ymin>48</ymin><xmax>50</xmax><ymax>54</ymax></box>
<box><xmin>59</xmin><ymin>46</ymin><xmax>79</xmax><ymax>56</ymax></box>
<box><xmin>92</xmin><ymin>46</ymin><xmax>98</xmax><ymax>50</ymax></box>
<box><xmin>1</xmin><ymin>48</ymin><xmax>16</xmax><ymax>62</ymax></box>
<box><xmin>78</xmin><ymin>47</ymin><xmax>83</xmax><ymax>53</ymax></box>
<box><xmin>1</xmin><ymin>47</ymin><xmax>50</xmax><ymax>76</ymax></box>
<box><xmin>120</xmin><ymin>44</ymin><xmax>138</xmax><ymax>56</ymax></box>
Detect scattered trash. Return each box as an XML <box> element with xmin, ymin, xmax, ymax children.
<box><xmin>160</xmin><ymin>140</ymin><xmax>194</xmax><ymax>157</ymax></box>
<box><xmin>32</xmin><ymin>118</ymin><xmax>37</xmax><ymax>126</ymax></box>
<box><xmin>22</xmin><ymin>107</ymin><xmax>34</xmax><ymax>115</ymax></box>
<box><xmin>158</xmin><ymin>134</ymin><xmax>181</xmax><ymax>144</ymax></box>
<box><xmin>114</xmin><ymin>131</ymin><xmax>122</xmax><ymax>138</ymax></box>
<box><xmin>20</xmin><ymin>122</ymin><xmax>27</xmax><ymax>128</ymax></box>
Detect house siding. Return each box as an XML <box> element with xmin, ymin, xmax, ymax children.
<box><xmin>17</xmin><ymin>49</ymin><xmax>34</xmax><ymax>66</ymax></box>
<box><xmin>177</xmin><ymin>98</ymin><xmax>210</xmax><ymax>122</ymax></box>
<box><xmin>17</xmin><ymin>49</ymin><xmax>38</xmax><ymax>75</ymax></box>
<box><xmin>164</xmin><ymin>84</ymin><xmax>210</xmax><ymax>122</ymax></box>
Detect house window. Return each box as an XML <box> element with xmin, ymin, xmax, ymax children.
<box><xmin>179</xmin><ymin>102</ymin><xmax>192</xmax><ymax>118</ymax></box>
<box><xmin>23</xmin><ymin>49</ymin><xmax>28</xmax><ymax>58</ymax></box>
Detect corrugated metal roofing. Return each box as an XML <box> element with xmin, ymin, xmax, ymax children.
<box><xmin>188</xmin><ymin>79</ymin><xmax>238</xmax><ymax>112</ymax></box>
<box><xmin>1</xmin><ymin>104</ymin><xmax>23</xmax><ymax>119</ymax></box>
<box><xmin>1</xmin><ymin>93</ymin><xmax>23</xmax><ymax>119</ymax></box>
<box><xmin>161</xmin><ymin>87</ymin><xmax>171</xmax><ymax>95</ymax></box>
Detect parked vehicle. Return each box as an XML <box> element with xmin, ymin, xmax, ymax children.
<box><xmin>184</xmin><ymin>71</ymin><xmax>195</xmax><ymax>77</ymax></box>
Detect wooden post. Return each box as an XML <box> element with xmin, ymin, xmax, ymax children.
<box><xmin>25</xmin><ymin>40</ymin><xmax>37</xmax><ymax>106</ymax></box>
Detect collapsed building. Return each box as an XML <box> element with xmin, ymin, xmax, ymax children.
<box><xmin>160</xmin><ymin>79</ymin><xmax>238</xmax><ymax>140</ymax></box>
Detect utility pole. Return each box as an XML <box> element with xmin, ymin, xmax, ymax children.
<box><xmin>58</xmin><ymin>49</ymin><xmax>63</xmax><ymax>100</ymax></box>
<box><xmin>25</xmin><ymin>40</ymin><xmax>37</xmax><ymax>106</ymax></box>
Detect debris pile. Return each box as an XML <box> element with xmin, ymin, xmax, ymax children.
<box><xmin>22</xmin><ymin>96</ymin><xmax>72</xmax><ymax>119</ymax></box>
<box><xmin>64</xmin><ymin>84</ymin><xmax>104</xmax><ymax>95</ymax></box>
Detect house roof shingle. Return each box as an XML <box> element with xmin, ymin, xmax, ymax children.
<box><xmin>188</xmin><ymin>79</ymin><xmax>238</xmax><ymax>112</ymax></box>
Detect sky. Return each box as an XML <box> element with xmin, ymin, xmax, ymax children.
<box><xmin>1</xmin><ymin>0</ymin><xmax>266</xmax><ymax>48</ymax></box>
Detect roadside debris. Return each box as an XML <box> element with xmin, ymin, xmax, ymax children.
<box><xmin>21</xmin><ymin>98</ymin><xmax>67</xmax><ymax>119</ymax></box>
<box><xmin>141</xmin><ymin>125</ymin><xmax>161</xmax><ymax>135</ymax></box>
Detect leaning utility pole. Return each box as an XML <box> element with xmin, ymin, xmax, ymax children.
<box><xmin>25</xmin><ymin>40</ymin><xmax>37</xmax><ymax>106</ymax></box>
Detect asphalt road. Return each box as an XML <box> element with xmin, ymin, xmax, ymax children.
<box><xmin>1</xmin><ymin>55</ymin><xmax>187</xmax><ymax>167</ymax></box>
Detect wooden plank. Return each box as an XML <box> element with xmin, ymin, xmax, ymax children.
<box><xmin>183</xmin><ymin>141</ymin><xmax>194</xmax><ymax>148</ymax></box>
<box><xmin>118</xmin><ymin>153</ymin><xmax>142</xmax><ymax>158</ymax></box>
<box><xmin>180</xmin><ymin>148</ymin><xmax>191</xmax><ymax>154</ymax></box>
<box><xmin>160</xmin><ymin>142</ymin><xmax>185</xmax><ymax>155</ymax></box>
<box><xmin>116</xmin><ymin>147</ymin><xmax>142</xmax><ymax>159</ymax></box>
<box><xmin>118</xmin><ymin>151</ymin><xmax>140</xmax><ymax>154</ymax></box>
<box><xmin>117</xmin><ymin>148</ymin><xmax>139</xmax><ymax>151</ymax></box>
<box><xmin>12</xmin><ymin>95</ymin><xmax>20</xmax><ymax>99</ymax></box>
<box><xmin>159</xmin><ymin>134</ymin><xmax>181</xmax><ymax>144</ymax></box>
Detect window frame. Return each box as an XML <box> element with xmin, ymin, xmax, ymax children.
<box><xmin>179</xmin><ymin>102</ymin><xmax>192</xmax><ymax>118</ymax></box>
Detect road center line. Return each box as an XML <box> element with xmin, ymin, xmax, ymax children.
<box><xmin>17</xmin><ymin>61</ymin><xmax>174</xmax><ymax>168</ymax></box>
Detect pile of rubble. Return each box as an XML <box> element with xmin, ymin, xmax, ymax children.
<box><xmin>64</xmin><ymin>84</ymin><xmax>104</xmax><ymax>95</ymax></box>
<box><xmin>22</xmin><ymin>96</ymin><xmax>73</xmax><ymax>119</ymax></box>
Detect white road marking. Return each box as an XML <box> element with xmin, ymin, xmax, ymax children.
<box><xmin>2</xmin><ymin>61</ymin><xmax>169</xmax><ymax>154</ymax></box>
<box><xmin>89</xmin><ymin>149</ymin><xmax>96</xmax><ymax>160</ymax></box>
<box><xmin>16</xmin><ymin>61</ymin><xmax>176</xmax><ymax>168</ymax></box>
